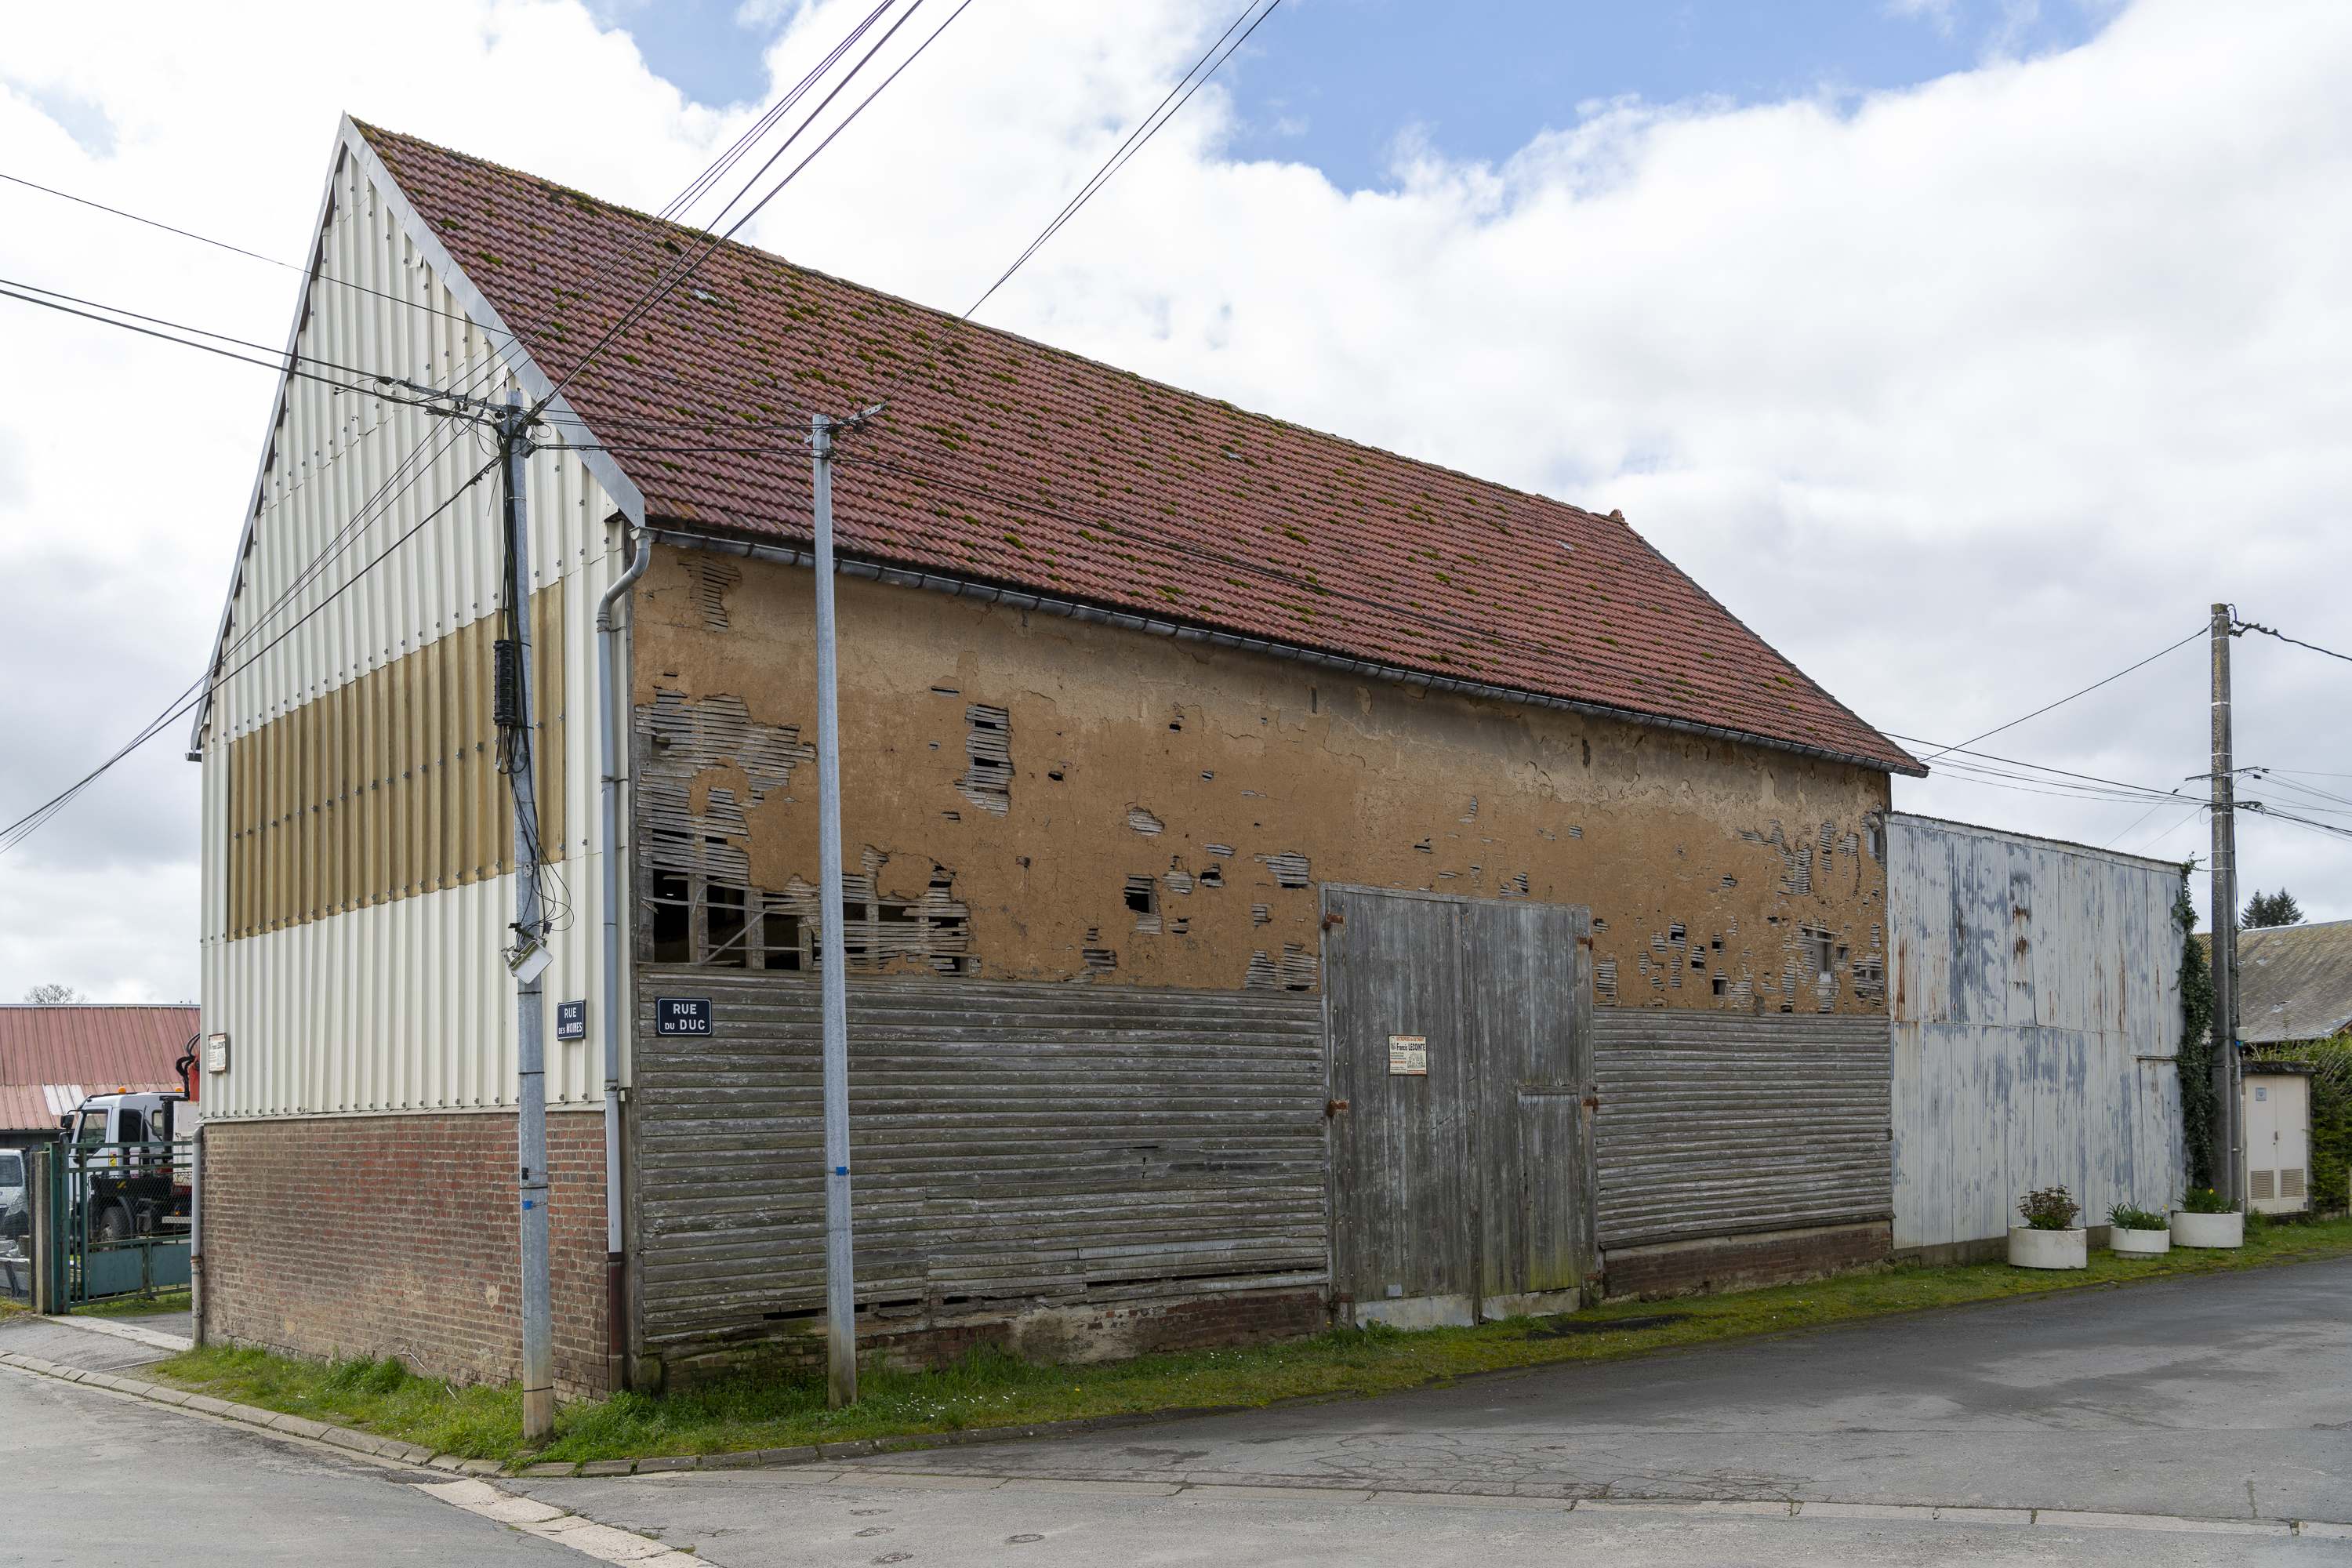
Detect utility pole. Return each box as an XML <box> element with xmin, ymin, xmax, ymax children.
<box><xmin>811</xmin><ymin>413</ymin><xmax>856</xmax><ymax>1407</ymax></box>
<box><xmin>499</xmin><ymin>388</ymin><xmax>556</xmax><ymax>1440</ymax></box>
<box><xmin>2209</xmin><ymin>602</ymin><xmax>2241</xmax><ymax>1206</ymax></box>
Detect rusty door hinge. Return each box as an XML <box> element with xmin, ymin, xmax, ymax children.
<box><xmin>1582</xmin><ymin>1095</ymin><xmax>1599</xmax><ymax>1109</ymax></box>
<box><xmin>1326</xmin><ymin>1098</ymin><xmax>1350</xmax><ymax>1117</ymax></box>
<box><xmin>1576</xmin><ymin>935</ymin><xmax>1595</xmax><ymax>948</ymax></box>
<box><xmin>1322</xmin><ymin>910</ymin><xmax>1345</xmax><ymax>931</ymax></box>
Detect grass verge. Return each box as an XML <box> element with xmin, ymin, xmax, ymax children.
<box><xmin>140</xmin><ymin>1214</ymin><xmax>2352</xmax><ymax>1469</ymax></box>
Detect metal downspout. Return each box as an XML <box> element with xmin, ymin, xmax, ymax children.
<box><xmin>596</xmin><ymin>526</ymin><xmax>651</xmax><ymax>1392</ymax></box>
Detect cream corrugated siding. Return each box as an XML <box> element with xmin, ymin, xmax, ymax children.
<box><xmin>1888</xmin><ymin>814</ymin><xmax>2184</xmax><ymax>1249</ymax></box>
<box><xmin>198</xmin><ymin>149</ymin><xmax>636</xmax><ymax>1120</ymax></box>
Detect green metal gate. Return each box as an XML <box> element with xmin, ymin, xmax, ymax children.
<box><xmin>44</xmin><ymin>1140</ymin><xmax>192</xmax><ymax>1307</ymax></box>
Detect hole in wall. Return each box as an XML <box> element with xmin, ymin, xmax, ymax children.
<box><xmin>1263</xmin><ymin>851</ymin><xmax>1310</xmax><ymax>887</ymax></box>
<box><xmin>1127</xmin><ymin>806</ymin><xmax>1164</xmax><ymax>836</ymax></box>
<box><xmin>959</xmin><ymin>705</ymin><xmax>1011</xmax><ymax>817</ymax></box>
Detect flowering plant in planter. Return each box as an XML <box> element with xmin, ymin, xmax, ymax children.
<box><xmin>2108</xmin><ymin>1202</ymin><xmax>2172</xmax><ymax>1257</ymax></box>
<box><xmin>2018</xmin><ymin>1185</ymin><xmax>2081</xmax><ymax>1231</ymax></box>
<box><xmin>2172</xmin><ymin>1188</ymin><xmax>2245</xmax><ymax>1248</ymax></box>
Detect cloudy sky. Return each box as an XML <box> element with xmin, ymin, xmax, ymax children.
<box><xmin>3</xmin><ymin>0</ymin><xmax>2347</xmax><ymax>1001</ymax></box>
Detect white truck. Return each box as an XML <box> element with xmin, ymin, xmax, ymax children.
<box><xmin>61</xmin><ymin>1091</ymin><xmax>193</xmax><ymax>1242</ymax></box>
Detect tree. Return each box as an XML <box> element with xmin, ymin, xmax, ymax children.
<box><xmin>2241</xmin><ymin>889</ymin><xmax>2304</xmax><ymax>929</ymax></box>
<box><xmin>22</xmin><ymin>982</ymin><xmax>85</xmax><ymax>1003</ymax></box>
<box><xmin>2176</xmin><ymin>868</ymin><xmax>2217</xmax><ymax>1189</ymax></box>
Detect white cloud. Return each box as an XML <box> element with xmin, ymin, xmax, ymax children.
<box><xmin>2</xmin><ymin>0</ymin><xmax>2347</xmax><ymax>1003</ymax></box>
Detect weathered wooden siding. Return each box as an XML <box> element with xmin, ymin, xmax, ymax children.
<box><xmin>1887</xmin><ymin>814</ymin><xmax>2183</xmax><ymax>1249</ymax></box>
<box><xmin>1592</xmin><ymin>1012</ymin><xmax>1893</xmax><ymax>1250</ymax></box>
<box><xmin>630</xmin><ymin>970</ymin><xmax>1327</xmax><ymax>1349</ymax></box>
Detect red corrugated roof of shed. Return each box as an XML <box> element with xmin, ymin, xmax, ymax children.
<box><xmin>357</xmin><ymin>122</ymin><xmax>1922</xmax><ymax>776</ymax></box>
<box><xmin>0</xmin><ymin>1006</ymin><xmax>197</xmax><ymax>1099</ymax></box>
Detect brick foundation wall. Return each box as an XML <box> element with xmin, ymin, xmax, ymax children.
<box><xmin>655</xmin><ymin>1287</ymin><xmax>1331</xmax><ymax>1393</ymax></box>
<box><xmin>199</xmin><ymin>1112</ymin><xmax>611</xmax><ymax>1399</ymax></box>
<box><xmin>1602</xmin><ymin>1221</ymin><xmax>1890</xmax><ymax>1301</ymax></box>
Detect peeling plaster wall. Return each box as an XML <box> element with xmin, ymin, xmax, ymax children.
<box><xmin>628</xmin><ymin>544</ymin><xmax>1893</xmax><ymax>1009</ymax></box>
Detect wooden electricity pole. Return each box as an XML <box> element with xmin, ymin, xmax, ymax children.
<box><xmin>2209</xmin><ymin>602</ymin><xmax>2241</xmax><ymax>1204</ymax></box>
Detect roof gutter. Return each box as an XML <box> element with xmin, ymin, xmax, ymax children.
<box><xmin>642</xmin><ymin>525</ymin><xmax>1928</xmax><ymax>779</ymax></box>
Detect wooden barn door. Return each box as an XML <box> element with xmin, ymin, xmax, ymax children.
<box><xmin>1323</xmin><ymin>884</ymin><xmax>1593</xmax><ymax>1326</ymax></box>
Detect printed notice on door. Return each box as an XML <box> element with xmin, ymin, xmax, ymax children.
<box><xmin>1388</xmin><ymin>1035</ymin><xmax>1427</xmax><ymax>1076</ymax></box>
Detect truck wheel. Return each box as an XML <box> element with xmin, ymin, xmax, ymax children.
<box><xmin>93</xmin><ymin>1204</ymin><xmax>133</xmax><ymax>1243</ymax></box>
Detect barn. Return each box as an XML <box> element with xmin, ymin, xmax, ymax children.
<box><xmin>191</xmin><ymin>118</ymin><xmax>1922</xmax><ymax>1398</ymax></box>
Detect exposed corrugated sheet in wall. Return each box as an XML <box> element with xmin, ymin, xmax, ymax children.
<box><xmin>1592</xmin><ymin>1012</ymin><xmax>1893</xmax><ymax>1250</ymax></box>
<box><xmin>1887</xmin><ymin>815</ymin><xmax>2183</xmax><ymax>1248</ymax></box>
<box><xmin>630</xmin><ymin>971</ymin><xmax>1326</xmax><ymax>1350</ymax></box>
<box><xmin>198</xmin><ymin>152</ymin><xmax>633</xmax><ymax>1120</ymax></box>
<box><xmin>0</xmin><ymin>1007</ymin><xmax>200</xmax><ymax>1087</ymax></box>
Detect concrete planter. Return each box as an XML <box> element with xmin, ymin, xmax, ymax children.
<box><xmin>2009</xmin><ymin>1226</ymin><xmax>2088</xmax><ymax>1269</ymax></box>
<box><xmin>2171</xmin><ymin>1210</ymin><xmax>2243</xmax><ymax>1249</ymax></box>
<box><xmin>2110</xmin><ymin>1226</ymin><xmax>2171</xmax><ymax>1257</ymax></box>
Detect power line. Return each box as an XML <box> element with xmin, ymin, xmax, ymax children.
<box><xmin>1880</xmin><ymin>734</ymin><xmax>2190</xmax><ymax>804</ymax></box>
<box><xmin>0</xmin><ymin>169</ymin><xmax>299</xmax><ymax>271</ymax></box>
<box><xmin>1913</xmin><ymin>628</ymin><xmax>2205</xmax><ymax>765</ymax></box>
<box><xmin>0</xmin><ymin>280</ymin><xmax>447</xmax><ymax>403</ymax></box>
<box><xmin>0</xmin><ymin>457</ymin><xmax>504</xmax><ymax>856</ymax></box>
<box><xmin>965</xmin><ymin>0</ymin><xmax>1282</xmax><ymax>319</ymax></box>
<box><xmin>0</xmin><ymin>168</ymin><xmax>535</xmax><ymax>353</ymax></box>
<box><xmin>532</xmin><ymin>0</ymin><xmax>972</xmax><ymax>421</ymax></box>
<box><xmin>658</xmin><ymin>0</ymin><xmax>900</xmax><ymax>226</ymax></box>
<box><xmin>2235</xmin><ymin>619</ymin><xmax>2352</xmax><ymax>665</ymax></box>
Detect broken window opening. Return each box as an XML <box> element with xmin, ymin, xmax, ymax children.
<box><xmin>1199</xmin><ymin>865</ymin><xmax>1223</xmax><ymax>887</ymax></box>
<box><xmin>1127</xmin><ymin>875</ymin><xmax>1160</xmax><ymax>935</ymax></box>
<box><xmin>651</xmin><ymin>873</ymin><xmax>692</xmax><ymax>962</ymax></box>
<box><xmin>1712</xmin><ymin>975</ymin><xmax>1726</xmax><ymax>996</ymax></box>
<box><xmin>958</xmin><ymin>704</ymin><xmax>1011</xmax><ymax>818</ymax></box>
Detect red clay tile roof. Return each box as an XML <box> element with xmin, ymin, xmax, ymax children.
<box><xmin>358</xmin><ymin>122</ymin><xmax>1922</xmax><ymax>776</ymax></box>
<box><xmin>0</xmin><ymin>1006</ymin><xmax>196</xmax><ymax>1128</ymax></box>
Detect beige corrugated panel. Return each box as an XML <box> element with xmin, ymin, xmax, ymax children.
<box><xmin>196</xmin><ymin>151</ymin><xmax>633</xmax><ymax>1122</ymax></box>
<box><xmin>1886</xmin><ymin>813</ymin><xmax>2184</xmax><ymax>1250</ymax></box>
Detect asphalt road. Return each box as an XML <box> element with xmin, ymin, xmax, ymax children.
<box><xmin>2</xmin><ymin>1256</ymin><xmax>2346</xmax><ymax>1565</ymax></box>
<box><xmin>0</xmin><ymin>1321</ymin><xmax>576</xmax><ymax>1565</ymax></box>
<box><xmin>772</xmin><ymin>1252</ymin><xmax>2352</xmax><ymax>1520</ymax></box>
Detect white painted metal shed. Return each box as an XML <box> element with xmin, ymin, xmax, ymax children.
<box><xmin>1886</xmin><ymin>814</ymin><xmax>2184</xmax><ymax>1259</ymax></box>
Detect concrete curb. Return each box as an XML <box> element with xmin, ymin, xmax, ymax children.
<box><xmin>0</xmin><ymin>1348</ymin><xmax>441</xmax><ymax>1469</ymax></box>
<box><xmin>4</xmin><ymin>1345</ymin><xmax>2342</xmax><ymax>1548</ymax></box>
